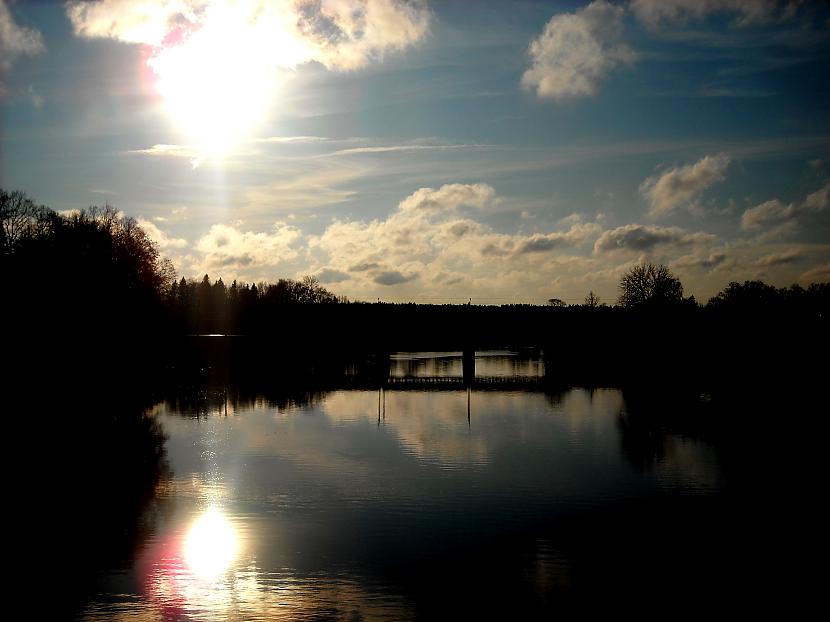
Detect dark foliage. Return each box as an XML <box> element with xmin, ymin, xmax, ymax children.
<box><xmin>167</xmin><ymin>273</ymin><xmax>343</xmax><ymax>333</ymax></box>
<box><xmin>3</xmin><ymin>190</ymin><xmax>172</xmax><ymax>615</ymax></box>
<box><xmin>617</xmin><ymin>262</ymin><xmax>685</xmax><ymax>308</ymax></box>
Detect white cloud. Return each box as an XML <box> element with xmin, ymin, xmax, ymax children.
<box><xmin>65</xmin><ymin>0</ymin><xmax>196</xmax><ymax>46</ymax></box>
<box><xmin>126</xmin><ymin>144</ymin><xmax>200</xmax><ymax>157</ymax></box>
<box><xmin>126</xmin><ymin>143</ymin><xmax>205</xmax><ymax>168</ymax></box>
<box><xmin>521</xmin><ymin>0</ymin><xmax>635</xmax><ymax>101</ymax></box>
<box><xmin>66</xmin><ymin>0</ymin><xmax>430</xmax><ymax>70</ymax></box>
<box><xmin>137</xmin><ymin>218</ymin><xmax>188</xmax><ymax>250</ymax></box>
<box><xmin>310</xmin><ymin>183</ymin><xmax>604</xmax><ymax>299</ymax></box>
<box><xmin>398</xmin><ymin>183</ymin><xmax>495</xmax><ymax>212</ymax></box>
<box><xmin>629</xmin><ymin>0</ymin><xmax>795</xmax><ymax>28</ymax></box>
<box><xmin>0</xmin><ymin>0</ymin><xmax>44</xmax><ymax>72</ymax></box>
<box><xmin>640</xmin><ymin>154</ymin><xmax>731</xmax><ymax>218</ymax></box>
<box><xmin>188</xmin><ymin>222</ymin><xmax>302</xmax><ymax>276</ymax></box>
<box><xmin>593</xmin><ymin>224</ymin><xmax>716</xmax><ymax>255</ymax></box>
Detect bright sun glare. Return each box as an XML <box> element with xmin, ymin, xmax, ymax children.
<box><xmin>184</xmin><ymin>506</ymin><xmax>238</xmax><ymax>580</ymax></box>
<box><xmin>147</xmin><ymin>3</ymin><xmax>305</xmax><ymax>156</ymax></box>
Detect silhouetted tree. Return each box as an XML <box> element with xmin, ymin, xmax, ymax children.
<box><xmin>618</xmin><ymin>263</ymin><xmax>683</xmax><ymax>308</ymax></box>
<box><xmin>1</xmin><ymin>188</ymin><xmax>51</xmax><ymax>253</ymax></box>
<box><xmin>547</xmin><ymin>298</ymin><xmax>566</xmax><ymax>307</ymax></box>
<box><xmin>584</xmin><ymin>291</ymin><xmax>601</xmax><ymax>307</ymax></box>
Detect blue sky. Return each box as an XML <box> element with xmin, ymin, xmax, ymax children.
<box><xmin>2</xmin><ymin>0</ymin><xmax>829</xmax><ymax>303</ymax></box>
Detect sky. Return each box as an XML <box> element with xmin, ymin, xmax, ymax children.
<box><xmin>1</xmin><ymin>0</ymin><xmax>829</xmax><ymax>304</ymax></box>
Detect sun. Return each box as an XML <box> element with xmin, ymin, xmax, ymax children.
<box><xmin>146</xmin><ymin>3</ymin><xmax>306</xmax><ymax>157</ymax></box>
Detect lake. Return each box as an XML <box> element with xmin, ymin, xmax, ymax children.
<box><xmin>79</xmin><ymin>351</ymin><xmax>745</xmax><ymax>620</ymax></box>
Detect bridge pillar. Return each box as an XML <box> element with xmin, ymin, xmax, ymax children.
<box><xmin>462</xmin><ymin>348</ymin><xmax>475</xmax><ymax>387</ymax></box>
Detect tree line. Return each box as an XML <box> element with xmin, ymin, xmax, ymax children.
<box><xmin>3</xmin><ymin>188</ymin><xmax>829</xmax><ymax>338</ymax></box>
<box><xmin>166</xmin><ymin>273</ymin><xmax>346</xmax><ymax>333</ymax></box>
<box><xmin>591</xmin><ymin>261</ymin><xmax>830</xmax><ymax>317</ymax></box>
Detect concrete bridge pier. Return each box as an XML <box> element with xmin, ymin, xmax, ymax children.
<box><xmin>462</xmin><ymin>348</ymin><xmax>475</xmax><ymax>387</ymax></box>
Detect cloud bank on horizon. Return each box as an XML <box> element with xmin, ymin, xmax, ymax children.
<box><xmin>1</xmin><ymin>0</ymin><xmax>828</xmax><ymax>303</ymax></box>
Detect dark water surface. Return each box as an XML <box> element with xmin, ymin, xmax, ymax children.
<box><xmin>81</xmin><ymin>352</ymin><xmax>745</xmax><ymax>620</ymax></box>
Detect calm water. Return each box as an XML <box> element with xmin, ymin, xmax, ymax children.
<box><xmin>81</xmin><ymin>352</ymin><xmax>734</xmax><ymax>620</ymax></box>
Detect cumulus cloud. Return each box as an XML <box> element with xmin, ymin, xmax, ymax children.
<box><xmin>740</xmin><ymin>180</ymin><xmax>829</xmax><ymax>231</ymax></box>
<box><xmin>629</xmin><ymin>0</ymin><xmax>796</xmax><ymax>28</ymax></box>
<box><xmin>0</xmin><ymin>0</ymin><xmax>45</xmax><ymax>72</ymax></box>
<box><xmin>66</xmin><ymin>0</ymin><xmax>430</xmax><ymax>70</ymax></box>
<box><xmin>514</xmin><ymin>222</ymin><xmax>602</xmax><ymax>254</ymax></box>
<box><xmin>640</xmin><ymin>154</ymin><xmax>731</xmax><ymax>218</ymax></box>
<box><xmin>137</xmin><ymin>218</ymin><xmax>188</xmax><ymax>249</ymax></box>
<box><xmin>190</xmin><ymin>222</ymin><xmax>302</xmax><ymax>275</ymax></box>
<box><xmin>308</xmin><ymin>183</ymin><xmax>604</xmax><ymax>300</ymax></box>
<box><xmin>313</xmin><ymin>184</ymin><xmax>597</xmax><ymax>272</ymax></box>
<box><xmin>593</xmin><ymin>224</ymin><xmax>716</xmax><ymax>255</ymax></box>
<box><xmin>521</xmin><ymin>0</ymin><xmax>635</xmax><ymax>100</ymax></box>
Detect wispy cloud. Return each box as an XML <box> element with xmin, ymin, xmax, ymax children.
<box><xmin>126</xmin><ymin>144</ymin><xmax>200</xmax><ymax>157</ymax></box>
<box><xmin>753</xmin><ymin>249</ymin><xmax>804</xmax><ymax>268</ymax></box>
<box><xmin>329</xmin><ymin>143</ymin><xmax>489</xmax><ymax>157</ymax></box>
<box><xmin>0</xmin><ymin>0</ymin><xmax>44</xmax><ymax>75</ymax></box>
<box><xmin>630</xmin><ymin>0</ymin><xmax>799</xmax><ymax>29</ymax></box>
<box><xmin>254</xmin><ymin>136</ymin><xmax>330</xmax><ymax>144</ymax></box>
<box><xmin>125</xmin><ymin>143</ymin><xmax>204</xmax><ymax>168</ymax></box>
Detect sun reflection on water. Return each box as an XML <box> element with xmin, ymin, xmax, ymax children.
<box><xmin>183</xmin><ymin>506</ymin><xmax>237</xmax><ymax>580</ymax></box>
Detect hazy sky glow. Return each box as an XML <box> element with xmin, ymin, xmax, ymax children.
<box><xmin>2</xmin><ymin>0</ymin><xmax>829</xmax><ymax>303</ymax></box>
